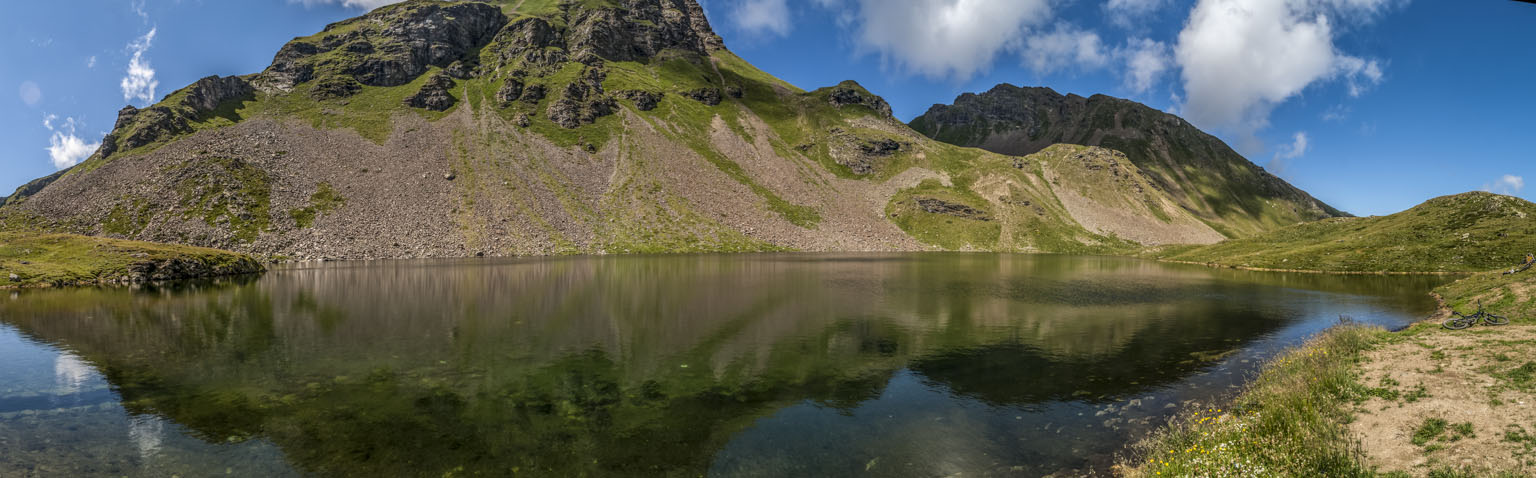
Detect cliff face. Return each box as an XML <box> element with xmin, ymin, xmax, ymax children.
<box><xmin>1</xmin><ymin>1</ymin><xmax>1309</xmax><ymax>259</ymax></box>
<box><xmin>910</xmin><ymin>84</ymin><xmax>1348</xmax><ymax>238</ymax></box>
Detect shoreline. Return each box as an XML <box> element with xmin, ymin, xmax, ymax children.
<box><xmin>1121</xmin><ymin>269</ymin><xmax>1536</xmax><ymax>477</ymax></box>
<box><xmin>1155</xmin><ymin>258</ymin><xmax>1476</xmax><ymax>276</ymax></box>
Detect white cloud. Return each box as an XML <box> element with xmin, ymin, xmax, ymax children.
<box><xmin>1122</xmin><ymin>38</ymin><xmax>1170</xmax><ymax>94</ymax></box>
<box><xmin>1104</xmin><ymin>0</ymin><xmax>1167</xmax><ymax>29</ymax></box>
<box><xmin>291</xmin><ymin>0</ymin><xmax>412</xmax><ymax>10</ymax></box>
<box><xmin>19</xmin><ymin>81</ymin><xmax>43</xmax><ymax>106</ymax></box>
<box><xmin>840</xmin><ymin>0</ymin><xmax>1054</xmax><ymax>80</ymax></box>
<box><xmin>1321</xmin><ymin>104</ymin><xmax>1350</xmax><ymax>121</ymax></box>
<box><xmin>1173</xmin><ymin>0</ymin><xmax>1398</xmax><ymax>136</ymax></box>
<box><xmin>730</xmin><ymin>0</ymin><xmax>792</xmax><ymax>37</ymax></box>
<box><xmin>1274</xmin><ymin>131</ymin><xmax>1309</xmax><ymax>160</ymax></box>
<box><xmin>1485</xmin><ymin>175</ymin><xmax>1525</xmax><ymax>195</ymax></box>
<box><xmin>1266</xmin><ymin>131</ymin><xmax>1308</xmax><ymax>178</ymax></box>
<box><xmin>1022</xmin><ymin>25</ymin><xmax>1109</xmax><ymax>75</ymax></box>
<box><xmin>42</xmin><ymin>115</ymin><xmax>100</xmax><ymax>169</ymax></box>
<box><xmin>86</xmin><ymin>56</ymin><xmax>97</xmax><ymax>69</ymax></box>
<box><xmin>131</xmin><ymin>0</ymin><xmax>149</xmax><ymax>22</ymax></box>
<box><xmin>121</xmin><ymin>28</ymin><xmax>159</xmax><ymax>106</ymax></box>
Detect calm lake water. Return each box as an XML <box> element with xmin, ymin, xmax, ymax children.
<box><xmin>0</xmin><ymin>253</ymin><xmax>1450</xmax><ymax>477</ymax></box>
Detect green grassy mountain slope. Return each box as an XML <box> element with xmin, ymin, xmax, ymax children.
<box><xmin>2</xmin><ymin>0</ymin><xmax>1263</xmax><ymax>259</ymax></box>
<box><xmin>1152</xmin><ymin>192</ymin><xmax>1536</xmax><ymax>273</ymax></box>
<box><xmin>909</xmin><ymin>84</ymin><xmax>1347</xmax><ymax>239</ymax></box>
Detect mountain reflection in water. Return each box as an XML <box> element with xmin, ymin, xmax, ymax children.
<box><xmin>0</xmin><ymin>253</ymin><xmax>1449</xmax><ymax>477</ymax></box>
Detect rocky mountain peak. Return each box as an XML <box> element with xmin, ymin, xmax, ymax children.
<box><xmin>910</xmin><ymin>83</ymin><xmax>1346</xmax><ymax>236</ymax></box>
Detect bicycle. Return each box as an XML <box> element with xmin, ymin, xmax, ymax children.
<box><xmin>1505</xmin><ymin>253</ymin><xmax>1535</xmax><ymax>275</ymax></box>
<box><xmin>1442</xmin><ymin>300</ymin><xmax>1509</xmax><ymax>330</ymax></box>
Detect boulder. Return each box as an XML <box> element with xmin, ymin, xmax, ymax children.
<box><xmin>403</xmin><ymin>73</ymin><xmax>457</xmax><ymax>111</ymax></box>
<box><xmin>618</xmin><ymin>90</ymin><xmax>662</xmax><ymax>111</ymax></box>
<box><xmin>496</xmin><ymin>78</ymin><xmax>525</xmax><ymax>107</ymax></box>
<box><xmin>682</xmin><ymin>87</ymin><xmax>722</xmax><ymax>106</ymax></box>
<box><xmin>915</xmin><ymin>197</ymin><xmax>991</xmax><ymax>221</ymax></box>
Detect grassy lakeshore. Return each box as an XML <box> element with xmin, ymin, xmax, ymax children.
<box><xmin>1124</xmin><ymin>268</ymin><xmax>1536</xmax><ymax>477</ymax></box>
<box><xmin>1120</xmin><ymin>324</ymin><xmax>1384</xmax><ymax>477</ymax></box>
<box><xmin>0</xmin><ymin>232</ymin><xmax>263</xmax><ymax>288</ymax></box>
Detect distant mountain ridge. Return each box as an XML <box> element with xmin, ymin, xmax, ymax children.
<box><xmin>0</xmin><ymin>1</ymin><xmax>1341</xmax><ymax>259</ymax></box>
<box><xmin>909</xmin><ymin>83</ymin><xmax>1347</xmax><ymax>238</ymax></box>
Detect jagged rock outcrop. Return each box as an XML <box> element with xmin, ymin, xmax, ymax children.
<box><xmin>618</xmin><ymin>90</ymin><xmax>662</xmax><ymax>111</ymax></box>
<box><xmin>546</xmin><ymin>66</ymin><xmax>615</xmax><ymax>128</ymax></box>
<box><xmin>495</xmin><ymin>78</ymin><xmax>524</xmax><ymax>107</ymax></box>
<box><xmin>93</xmin><ymin>75</ymin><xmax>255</xmax><ymax>161</ymax></box>
<box><xmin>916</xmin><ymin>198</ymin><xmax>991</xmax><ymax>221</ymax></box>
<box><xmin>311</xmin><ymin>76</ymin><xmax>363</xmax><ymax>100</ymax></box>
<box><xmin>256</xmin><ymin>2</ymin><xmax>506</xmax><ymax>92</ymax></box>
<box><xmin>403</xmin><ymin>73</ymin><xmax>457</xmax><ymax>111</ymax></box>
<box><xmin>909</xmin><ymin>83</ymin><xmax>1346</xmax><ymax>236</ymax></box>
<box><xmin>562</xmin><ymin>0</ymin><xmax>724</xmax><ymax>62</ymax></box>
<box><xmin>682</xmin><ymin>87</ymin><xmax>722</xmax><ymax>106</ymax></box>
<box><xmin>826</xmin><ymin>81</ymin><xmax>892</xmax><ymax>117</ymax></box>
<box><xmin>183</xmin><ymin>75</ymin><xmax>254</xmax><ymax>112</ymax></box>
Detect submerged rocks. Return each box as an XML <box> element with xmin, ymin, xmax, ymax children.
<box><xmin>403</xmin><ymin>73</ymin><xmax>457</xmax><ymax>111</ymax></box>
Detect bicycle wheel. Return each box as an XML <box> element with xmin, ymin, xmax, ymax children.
<box><xmin>1443</xmin><ymin>317</ymin><xmax>1472</xmax><ymax>330</ymax></box>
<box><xmin>1485</xmin><ymin>314</ymin><xmax>1510</xmax><ymax>326</ymax></box>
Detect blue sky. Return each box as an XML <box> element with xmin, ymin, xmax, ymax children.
<box><xmin>2</xmin><ymin>0</ymin><xmax>1533</xmax><ymax>216</ymax></box>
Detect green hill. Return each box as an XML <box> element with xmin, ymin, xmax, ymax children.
<box><xmin>1152</xmin><ymin>192</ymin><xmax>1536</xmax><ymax>273</ymax></box>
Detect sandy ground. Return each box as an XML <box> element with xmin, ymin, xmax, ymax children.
<box><xmin>1351</xmin><ymin>322</ymin><xmax>1536</xmax><ymax>476</ymax></box>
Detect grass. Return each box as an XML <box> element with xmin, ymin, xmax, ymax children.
<box><xmin>289</xmin><ymin>182</ymin><xmax>347</xmax><ymax>229</ymax></box>
<box><xmin>1152</xmin><ymin>192</ymin><xmax>1536</xmax><ymax>273</ymax></box>
<box><xmin>172</xmin><ymin>157</ymin><xmax>273</xmax><ymax>243</ymax></box>
<box><xmin>886</xmin><ymin>179</ymin><xmax>999</xmax><ymax>250</ymax></box>
<box><xmin>0</xmin><ymin>232</ymin><xmax>261</xmax><ymax>288</ymax></box>
<box><xmin>1123</xmin><ymin>325</ymin><xmax>1385</xmax><ymax>477</ymax></box>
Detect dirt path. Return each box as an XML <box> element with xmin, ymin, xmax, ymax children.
<box><xmin>1351</xmin><ymin>323</ymin><xmax>1536</xmax><ymax>476</ymax></box>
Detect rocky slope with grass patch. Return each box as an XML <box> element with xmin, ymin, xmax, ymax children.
<box><xmin>910</xmin><ymin>83</ymin><xmax>1346</xmax><ymax>238</ymax></box>
<box><xmin>1150</xmin><ymin>192</ymin><xmax>1536</xmax><ymax>273</ymax></box>
<box><xmin>2</xmin><ymin>0</ymin><xmax>1272</xmax><ymax>260</ymax></box>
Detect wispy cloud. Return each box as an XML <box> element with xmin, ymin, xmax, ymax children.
<box><xmin>290</xmin><ymin>0</ymin><xmax>412</xmax><ymax>11</ymax></box>
<box><xmin>1484</xmin><ymin>175</ymin><xmax>1525</xmax><ymax>195</ymax></box>
<box><xmin>121</xmin><ymin>28</ymin><xmax>159</xmax><ymax>105</ymax></box>
<box><xmin>42</xmin><ymin>114</ymin><xmax>100</xmax><ymax>169</ymax></box>
<box><xmin>729</xmin><ymin>0</ymin><xmax>793</xmax><ymax>37</ymax></box>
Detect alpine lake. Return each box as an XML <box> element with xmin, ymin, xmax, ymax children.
<box><xmin>0</xmin><ymin>253</ymin><xmax>1451</xmax><ymax>477</ymax></box>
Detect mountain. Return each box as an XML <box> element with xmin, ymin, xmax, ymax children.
<box><xmin>1</xmin><ymin>0</ymin><xmax>1300</xmax><ymax>260</ymax></box>
<box><xmin>909</xmin><ymin>84</ymin><xmax>1347</xmax><ymax>238</ymax></box>
<box><xmin>1152</xmin><ymin>192</ymin><xmax>1536</xmax><ymax>273</ymax></box>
